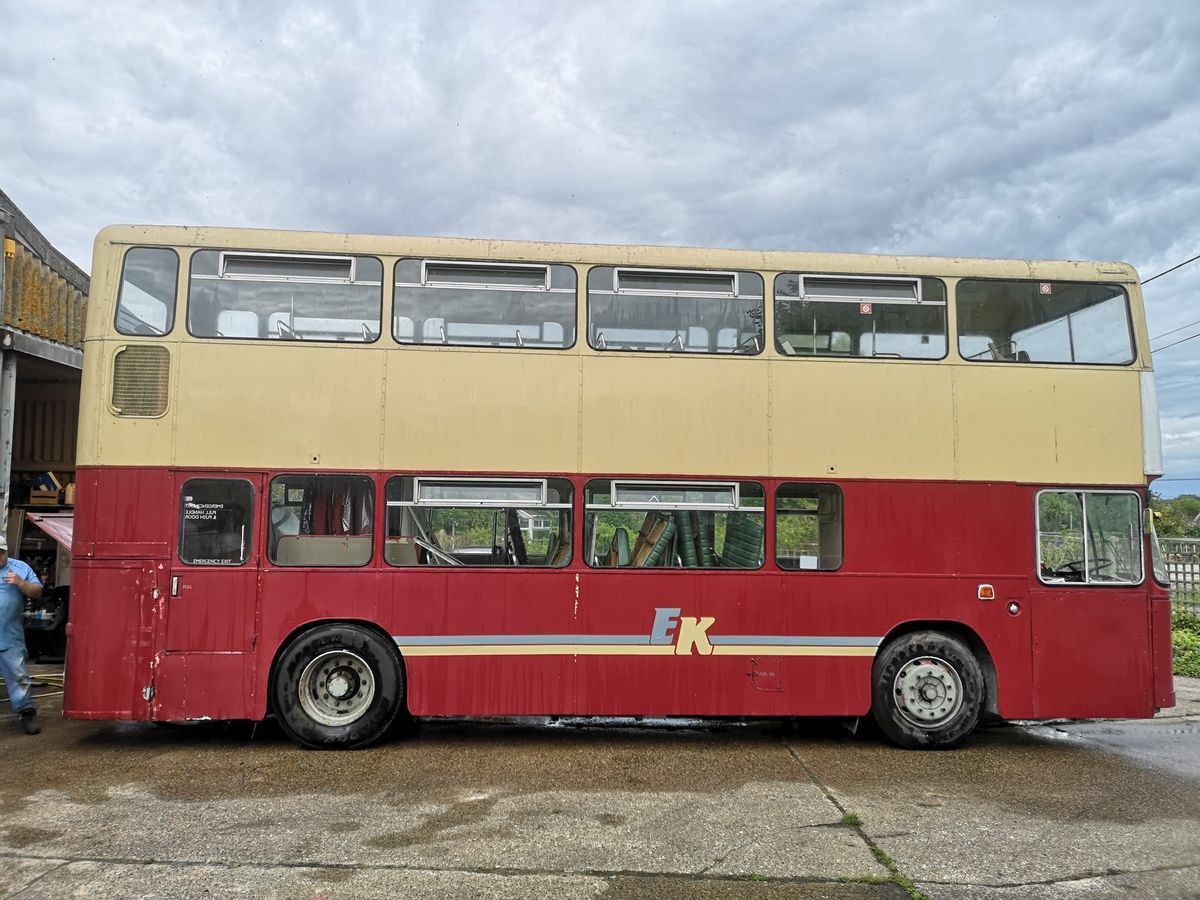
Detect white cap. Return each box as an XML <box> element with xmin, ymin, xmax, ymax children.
<box><xmin>0</xmin><ymin>537</ymin><xmax>7</xmax><ymax>551</ymax></box>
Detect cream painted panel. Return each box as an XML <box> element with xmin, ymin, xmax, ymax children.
<box><xmin>383</xmin><ymin>349</ymin><xmax>580</xmax><ymax>473</ymax></box>
<box><xmin>769</xmin><ymin>361</ymin><xmax>956</xmax><ymax>479</ymax></box>
<box><xmin>173</xmin><ymin>343</ymin><xmax>386</xmax><ymax>469</ymax></box>
<box><xmin>581</xmin><ymin>356</ymin><xmax>768</xmax><ymax>476</ymax></box>
<box><xmin>92</xmin><ymin>340</ymin><xmax>177</xmax><ymax>467</ymax></box>
<box><xmin>954</xmin><ymin>366</ymin><xmax>1143</xmax><ymax>484</ymax></box>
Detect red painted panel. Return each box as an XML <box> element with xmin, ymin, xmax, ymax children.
<box><xmin>1150</xmin><ymin>592</ymin><xmax>1175</xmax><ymax>710</ymax></box>
<box><xmin>383</xmin><ymin>569</ymin><xmax>577</xmax><ymax>716</ymax></box>
<box><xmin>1030</xmin><ymin>588</ymin><xmax>1152</xmax><ymax>718</ymax></box>
<box><xmin>64</xmin><ymin>466</ymin><xmax>1163</xmax><ymax>725</ymax></box>
<box><xmin>152</xmin><ymin>653</ymin><xmax>257</xmax><ymax>720</ymax></box>
<box><xmin>64</xmin><ymin>559</ymin><xmax>161</xmax><ymax>720</ymax></box>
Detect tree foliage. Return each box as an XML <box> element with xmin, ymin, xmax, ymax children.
<box><xmin>1150</xmin><ymin>492</ymin><xmax>1200</xmax><ymax>538</ymax></box>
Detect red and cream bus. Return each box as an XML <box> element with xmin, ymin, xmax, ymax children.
<box><xmin>63</xmin><ymin>226</ymin><xmax>1175</xmax><ymax>749</ymax></box>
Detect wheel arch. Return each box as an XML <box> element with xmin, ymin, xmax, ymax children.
<box><xmin>264</xmin><ymin>617</ymin><xmax>407</xmax><ymax>718</ymax></box>
<box><xmin>877</xmin><ymin>620</ymin><xmax>999</xmax><ymax>720</ymax></box>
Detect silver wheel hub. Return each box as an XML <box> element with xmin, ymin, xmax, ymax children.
<box><xmin>893</xmin><ymin>655</ymin><xmax>963</xmax><ymax>729</ymax></box>
<box><xmin>298</xmin><ymin>650</ymin><xmax>376</xmax><ymax>727</ymax></box>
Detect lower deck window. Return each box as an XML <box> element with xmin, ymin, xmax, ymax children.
<box><xmin>585</xmin><ymin>480</ymin><xmax>764</xmax><ymax>569</ymax></box>
<box><xmin>775</xmin><ymin>483</ymin><xmax>842</xmax><ymax>570</ymax></box>
<box><xmin>179</xmin><ymin>478</ymin><xmax>255</xmax><ymax>565</ymax></box>
<box><xmin>1037</xmin><ymin>490</ymin><xmax>1143</xmax><ymax>584</ymax></box>
<box><xmin>268</xmin><ymin>474</ymin><xmax>374</xmax><ymax>567</ymax></box>
<box><xmin>385</xmin><ymin>476</ymin><xmax>572</xmax><ymax>567</ymax></box>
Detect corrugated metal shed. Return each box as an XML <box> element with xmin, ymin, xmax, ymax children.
<box><xmin>0</xmin><ymin>187</ymin><xmax>88</xmax><ymax>535</ymax></box>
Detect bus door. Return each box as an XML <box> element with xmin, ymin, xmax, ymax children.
<box><xmin>165</xmin><ymin>473</ymin><xmax>264</xmax><ymax>654</ymax></box>
<box><xmin>1028</xmin><ymin>490</ymin><xmax>1152</xmax><ymax>718</ymax></box>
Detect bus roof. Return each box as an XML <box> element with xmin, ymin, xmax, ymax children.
<box><xmin>94</xmin><ymin>224</ymin><xmax>1140</xmax><ymax>284</ymax></box>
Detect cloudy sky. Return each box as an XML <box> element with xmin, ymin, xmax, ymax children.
<box><xmin>2</xmin><ymin>1</ymin><xmax>1199</xmax><ymax>493</ymax></box>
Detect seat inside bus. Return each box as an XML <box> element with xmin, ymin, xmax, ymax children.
<box><xmin>598</xmin><ymin>510</ymin><xmax>762</xmax><ymax>569</ymax></box>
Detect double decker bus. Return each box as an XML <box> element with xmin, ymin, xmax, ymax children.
<box><xmin>63</xmin><ymin>225</ymin><xmax>1175</xmax><ymax>749</ymax></box>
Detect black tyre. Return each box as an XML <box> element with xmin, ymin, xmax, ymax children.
<box><xmin>870</xmin><ymin>630</ymin><xmax>984</xmax><ymax>750</ymax></box>
<box><xmin>272</xmin><ymin>623</ymin><xmax>405</xmax><ymax>750</ymax></box>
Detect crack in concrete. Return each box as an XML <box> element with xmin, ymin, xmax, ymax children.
<box><xmin>0</xmin><ymin>848</ymin><xmax>933</xmax><ymax>888</ymax></box>
<box><xmin>916</xmin><ymin>859</ymin><xmax>1200</xmax><ymax>889</ymax></box>
<box><xmin>783</xmin><ymin>740</ymin><xmax>925</xmax><ymax>900</ymax></box>
<box><xmin>6</xmin><ymin>858</ymin><xmax>72</xmax><ymax>898</ymax></box>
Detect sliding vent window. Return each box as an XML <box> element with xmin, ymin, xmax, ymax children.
<box><xmin>384</xmin><ymin>476</ymin><xmax>573</xmax><ymax>567</ymax></box>
<box><xmin>268</xmin><ymin>475</ymin><xmax>375</xmax><ymax>567</ymax></box>
<box><xmin>393</xmin><ymin>259</ymin><xmax>576</xmax><ymax>349</ymax></box>
<box><xmin>1036</xmin><ymin>490</ymin><xmax>1143</xmax><ymax>585</ymax></box>
<box><xmin>584</xmin><ymin>480</ymin><xmax>765</xmax><ymax>569</ymax></box>
<box><xmin>958</xmin><ymin>280</ymin><xmax>1134</xmax><ymax>364</ymax></box>
<box><xmin>774</xmin><ymin>275</ymin><xmax>946</xmax><ymax>359</ymax></box>
<box><xmin>116</xmin><ymin>247</ymin><xmax>179</xmax><ymax>336</ymax></box>
<box><xmin>588</xmin><ymin>268</ymin><xmax>764</xmax><ymax>354</ymax></box>
<box><xmin>775</xmin><ymin>483</ymin><xmax>843</xmax><ymax>571</ymax></box>
<box><xmin>188</xmin><ymin>251</ymin><xmax>383</xmax><ymax>342</ymax></box>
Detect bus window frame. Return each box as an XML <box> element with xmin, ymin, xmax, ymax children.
<box><xmin>185</xmin><ymin>249</ymin><xmax>385</xmax><ymax>345</ymax></box>
<box><xmin>586</xmin><ymin>265</ymin><xmax>766</xmax><ymax>356</ymax></box>
<box><xmin>772</xmin><ymin>272</ymin><xmax>949</xmax><ymax>361</ymax></box>
<box><xmin>114</xmin><ymin>245</ymin><xmax>181</xmax><ymax>338</ymax></box>
<box><xmin>393</xmin><ymin>257</ymin><xmax>578</xmax><ymax>351</ymax></box>
<box><xmin>774</xmin><ymin>481</ymin><xmax>845</xmax><ymax>573</ymax></box>
<box><xmin>1034</xmin><ymin>488</ymin><xmax>1146</xmax><ymax>587</ymax></box>
<box><xmin>955</xmin><ymin>278</ymin><xmax>1138</xmax><ymax>367</ymax></box>
<box><xmin>177</xmin><ymin>476</ymin><xmax>257</xmax><ymax>567</ymax></box>
<box><xmin>385</xmin><ymin>474</ymin><xmax>574</xmax><ymax>570</ymax></box>
<box><xmin>583</xmin><ymin>477</ymin><xmax>766</xmax><ymax>570</ymax></box>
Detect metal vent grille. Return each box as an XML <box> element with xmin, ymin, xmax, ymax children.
<box><xmin>111</xmin><ymin>345</ymin><xmax>170</xmax><ymax>417</ymax></box>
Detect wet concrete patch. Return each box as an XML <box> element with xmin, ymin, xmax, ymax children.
<box><xmin>5</xmin><ymin>860</ymin><xmax>607</xmax><ymax>899</ymax></box>
<box><xmin>789</xmin><ymin>724</ymin><xmax>1200</xmax><ymax>887</ymax></box>
<box><xmin>2</xmin><ymin>825</ymin><xmax>62</xmax><ymax>848</ymax></box>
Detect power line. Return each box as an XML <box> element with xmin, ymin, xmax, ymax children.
<box><xmin>1142</xmin><ymin>251</ymin><xmax>1200</xmax><ymax>285</ymax></box>
<box><xmin>1151</xmin><ymin>331</ymin><xmax>1200</xmax><ymax>354</ymax></box>
<box><xmin>1150</xmin><ymin>317</ymin><xmax>1200</xmax><ymax>343</ymax></box>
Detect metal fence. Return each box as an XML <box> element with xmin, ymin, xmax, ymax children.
<box><xmin>1163</xmin><ymin>537</ymin><xmax>1200</xmax><ymax>614</ymax></box>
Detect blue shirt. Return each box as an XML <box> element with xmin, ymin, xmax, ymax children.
<box><xmin>0</xmin><ymin>559</ymin><xmax>40</xmax><ymax>651</ymax></box>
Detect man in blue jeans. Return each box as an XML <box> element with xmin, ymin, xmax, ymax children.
<box><xmin>0</xmin><ymin>536</ymin><xmax>42</xmax><ymax>734</ymax></box>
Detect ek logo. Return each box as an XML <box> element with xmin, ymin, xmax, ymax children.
<box><xmin>651</xmin><ymin>607</ymin><xmax>716</xmax><ymax>656</ymax></box>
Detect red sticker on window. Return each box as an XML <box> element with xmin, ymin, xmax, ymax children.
<box><xmin>859</xmin><ymin>303</ymin><xmax>872</xmax><ymax>315</ymax></box>
<box><xmin>1039</xmin><ymin>283</ymin><xmax>1052</xmax><ymax>295</ymax></box>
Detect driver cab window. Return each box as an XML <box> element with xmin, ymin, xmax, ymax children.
<box><xmin>1037</xmin><ymin>490</ymin><xmax>1143</xmax><ymax>585</ymax></box>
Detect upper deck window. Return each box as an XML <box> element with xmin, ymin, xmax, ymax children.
<box><xmin>116</xmin><ymin>247</ymin><xmax>179</xmax><ymax>336</ymax></box>
<box><xmin>188</xmin><ymin>251</ymin><xmax>383</xmax><ymax>342</ymax></box>
<box><xmin>393</xmin><ymin>259</ymin><xmax>576</xmax><ymax>349</ymax></box>
<box><xmin>957</xmin><ymin>280</ymin><xmax>1135</xmax><ymax>365</ymax></box>
<box><xmin>774</xmin><ymin>274</ymin><xmax>947</xmax><ymax>359</ymax></box>
<box><xmin>588</xmin><ymin>268</ymin><xmax>764</xmax><ymax>354</ymax></box>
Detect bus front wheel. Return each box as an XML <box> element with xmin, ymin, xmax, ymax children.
<box><xmin>272</xmin><ymin>623</ymin><xmax>405</xmax><ymax>749</ymax></box>
<box><xmin>870</xmin><ymin>630</ymin><xmax>983</xmax><ymax>750</ymax></box>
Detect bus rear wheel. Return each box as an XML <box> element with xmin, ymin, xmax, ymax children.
<box><xmin>871</xmin><ymin>630</ymin><xmax>983</xmax><ymax>750</ymax></box>
<box><xmin>272</xmin><ymin>623</ymin><xmax>404</xmax><ymax>749</ymax></box>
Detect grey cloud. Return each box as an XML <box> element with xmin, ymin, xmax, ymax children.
<box><xmin>3</xmin><ymin>0</ymin><xmax>1200</xmax><ymax>485</ymax></box>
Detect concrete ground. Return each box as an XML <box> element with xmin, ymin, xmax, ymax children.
<box><xmin>0</xmin><ymin>671</ymin><xmax>1197</xmax><ymax>899</ymax></box>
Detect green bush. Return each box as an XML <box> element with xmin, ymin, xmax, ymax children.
<box><xmin>1174</xmin><ymin>607</ymin><xmax>1200</xmax><ymax>678</ymax></box>
<box><xmin>1173</xmin><ymin>606</ymin><xmax>1200</xmax><ymax>634</ymax></box>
